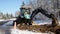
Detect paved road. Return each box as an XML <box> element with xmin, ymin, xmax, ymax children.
<box><xmin>0</xmin><ymin>26</ymin><xmax>13</xmax><ymax>34</ymax></box>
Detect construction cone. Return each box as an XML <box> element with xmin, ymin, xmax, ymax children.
<box><xmin>13</xmin><ymin>22</ymin><xmax>16</xmax><ymax>29</ymax></box>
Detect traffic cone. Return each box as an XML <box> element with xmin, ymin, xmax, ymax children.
<box><xmin>13</xmin><ymin>22</ymin><xmax>16</xmax><ymax>29</ymax></box>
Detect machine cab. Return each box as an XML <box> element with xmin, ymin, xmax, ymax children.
<box><xmin>20</xmin><ymin>6</ymin><xmax>31</xmax><ymax>18</ymax></box>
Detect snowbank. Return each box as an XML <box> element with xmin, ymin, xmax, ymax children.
<box><xmin>11</xmin><ymin>29</ymin><xmax>48</xmax><ymax>34</ymax></box>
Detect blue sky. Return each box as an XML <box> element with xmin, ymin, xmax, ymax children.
<box><xmin>0</xmin><ymin>0</ymin><xmax>29</xmax><ymax>16</ymax></box>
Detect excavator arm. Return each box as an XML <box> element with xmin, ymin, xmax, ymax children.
<box><xmin>30</xmin><ymin>7</ymin><xmax>51</xmax><ymax>20</ymax></box>
<box><xmin>30</xmin><ymin>7</ymin><xmax>58</xmax><ymax>27</ymax></box>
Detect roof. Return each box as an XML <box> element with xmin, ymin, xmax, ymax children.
<box><xmin>20</xmin><ymin>6</ymin><xmax>32</xmax><ymax>9</ymax></box>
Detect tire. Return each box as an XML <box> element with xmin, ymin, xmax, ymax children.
<box><xmin>29</xmin><ymin>23</ymin><xmax>32</xmax><ymax>25</ymax></box>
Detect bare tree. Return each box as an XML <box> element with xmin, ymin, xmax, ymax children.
<box><xmin>28</xmin><ymin>0</ymin><xmax>60</xmax><ymax>20</ymax></box>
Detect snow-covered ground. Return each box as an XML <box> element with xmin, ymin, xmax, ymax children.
<box><xmin>0</xmin><ymin>27</ymin><xmax>54</xmax><ymax>34</ymax></box>
<box><xmin>0</xmin><ymin>20</ymin><xmax>59</xmax><ymax>34</ymax></box>
<box><xmin>11</xmin><ymin>28</ymin><xmax>54</xmax><ymax>34</ymax></box>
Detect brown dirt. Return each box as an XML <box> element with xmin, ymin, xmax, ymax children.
<box><xmin>16</xmin><ymin>24</ymin><xmax>60</xmax><ymax>34</ymax></box>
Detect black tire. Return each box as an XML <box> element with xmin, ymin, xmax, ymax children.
<box><xmin>27</xmin><ymin>19</ymin><xmax>32</xmax><ymax>25</ymax></box>
<box><xmin>28</xmin><ymin>22</ymin><xmax>32</xmax><ymax>25</ymax></box>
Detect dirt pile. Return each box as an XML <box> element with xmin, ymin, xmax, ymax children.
<box><xmin>17</xmin><ymin>25</ymin><xmax>50</xmax><ymax>33</ymax></box>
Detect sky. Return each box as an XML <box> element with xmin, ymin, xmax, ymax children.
<box><xmin>0</xmin><ymin>0</ymin><xmax>29</xmax><ymax>16</ymax></box>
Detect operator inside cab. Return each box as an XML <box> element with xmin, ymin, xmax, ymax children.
<box><xmin>24</xmin><ymin>11</ymin><xmax>30</xmax><ymax>19</ymax></box>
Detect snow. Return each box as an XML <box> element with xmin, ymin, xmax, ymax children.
<box><xmin>33</xmin><ymin>20</ymin><xmax>52</xmax><ymax>25</ymax></box>
<box><xmin>0</xmin><ymin>27</ymin><xmax>54</xmax><ymax>34</ymax></box>
<box><xmin>0</xmin><ymin>20</ymin><xmax>55</xmax><ymax>34</ymax></box>
<box><xmin>11</xmin><ymin>29</ymin><xmax>48</xmax><ymax>34</ymax></box>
